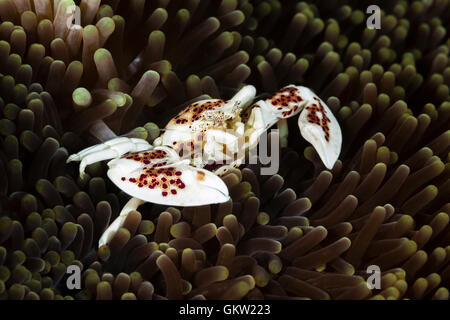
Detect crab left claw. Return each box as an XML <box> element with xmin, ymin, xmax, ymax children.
<box><xmin>254</xmin><ymin>85</ymin><xmax>342</xmax><ymax>169</ymax></box>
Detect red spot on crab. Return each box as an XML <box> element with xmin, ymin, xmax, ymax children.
<box><xmin>162</xmin><ymin>191</ymin><xmax>168</xmax><ymax>197</ymax></box>
<box><xmin>306</xmin><ymin>98</ymin><xmax>331</xmax><ymax>142</ymax></box>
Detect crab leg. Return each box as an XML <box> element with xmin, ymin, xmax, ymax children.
<box><xmin>243</xmin><ymin>106</ymin><xmax>265</xmax><ymax>150</ymax></box>
<box><xmin>68</xmin><ymin>137</ymin><xmax>151</xmax><ymax>159</ymax></box>
<box><xmin>98</xmin><ymin>197</ymin><xmax>145</xmax><ymax>247</ymax></box>
<box><xmin>203</xmin><ymin>129</ymin><xmax>240</xmax><ymax>164</ymax></box>
<box><xmin>67</xmin><ymin>137</ymin><xmax>152</xmax><ymax>177</ymax></box>
<box><xmin>277</xmin><ymin>119</ymin><xmax>289</xmax><ymax>148</ymax></box>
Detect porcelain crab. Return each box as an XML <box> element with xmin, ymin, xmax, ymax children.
<box><xmin>67</xmin><ymin>84</ymin><xmax>342</xmax><ymax>246</ymax></box>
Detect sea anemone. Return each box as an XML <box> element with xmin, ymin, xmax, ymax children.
<box><xmin>0</xmin><ymin>0</ymin><xmax>449</xmax><ymax>300</ymax></box>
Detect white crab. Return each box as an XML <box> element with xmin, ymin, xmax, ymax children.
<box><xmin>67</xmin><ymin>84</ymin><xmax>342</xmax><ymax>247</ymax></box>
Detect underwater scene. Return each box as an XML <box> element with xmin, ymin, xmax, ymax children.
<box><xmin>0</xmin><ymin>0</ymin><xmax>449</xmax><ymax>301</ymax></box>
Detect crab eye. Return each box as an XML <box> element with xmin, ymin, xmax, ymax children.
<box><xmin>106</xmin><ymin>147</ymin><xmax>229</xmax><ymax>206</ymax></box>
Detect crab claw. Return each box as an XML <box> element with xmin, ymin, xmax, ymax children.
<box><xmin>257</xmin><ymin>85</ymin><xmax>342</xmax><ymax>169</ymax></box>
<box><xmin>106</xmin><ymin>146</ymin><xmax>229</xmax><ymax>206</ymax></box>
<box><xmin>295</xmin><ymin>86</ymin><xmax>342</xmax><ymax>169</ymax></box>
